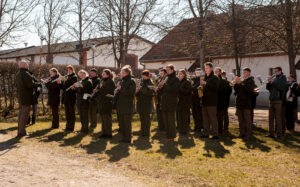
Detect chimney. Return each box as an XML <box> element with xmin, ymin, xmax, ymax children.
<box><xmin>24</xmin><ymin>42</ymin><xmax>28</xmax><ymax>47</ymax></box>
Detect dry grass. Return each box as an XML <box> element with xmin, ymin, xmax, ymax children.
<box><xmin>0</xmin><ymin>109</ymin><xmax>299</xmax><ymax>186</ymax></box>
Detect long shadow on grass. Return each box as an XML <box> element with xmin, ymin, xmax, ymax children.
<box><xmin>152</xmin><ymin>131</ymin><xmax>182</xmax><ymax>159</ymax></box>
<box><xmin>28</xmin><ymin>128</ymin><xmax>53</xmax><ymax>139</ymax></box>
<box><xmin>105</xmin><ymin>143</ymin><xmax>130</xmax><ymax>162</ymax></box>
<box><xmin>0</xmin><ymin>126</ymin><xmax>18</xmax><ymax>134</ymax></box>
<box><xmin>178</xmin><ymin>134</ymin><xmax>196</xmax><ymax>149</ymax></box>
<box><xmin>83</xmin><ymin>138</ymin><xmax>108</xmax><ymax>154</ymax></box>
<box><xmin>241</xmin><ymin>135</ymin><xmax>271</xmax><ymax>152</ymax></box>
<box><xmin>60</xmin><ymin>132</ymin><xmax>88</xmax><ymax>146</ymax></box>
<box><xmin>41</xmin><ymin>131</ymin><xmax>67</xmax><ymax>143</ymax></box>
<box><xmin>133</xmin><ymin>136</ymin><xmax>152</xmax><ymax>150</ymax></box>
<box><xmin>203</xmin><ymin>138</ymin><xmax>230</xmax><ymax>158</ymax></box>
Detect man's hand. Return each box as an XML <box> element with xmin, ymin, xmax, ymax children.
<box><xmin>235</xmin><ymin>77</ymin><xmax>241</xmax><ymax>84</ymax></box>
<box><xmin>200</xmin><ymin>80</ymin><xmax>206</xmax><ymax>85</ymax></box>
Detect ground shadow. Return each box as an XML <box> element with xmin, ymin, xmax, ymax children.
<box><xmin>28</xmin><ymin>128</ymin><xmax>53</xmax><ymax>139</ymax></box>
<box><xmin>133</xmin><ymin>136</ymin><xmax>152</xmax><ymax>150</ymax></box>
<box><xmin>60</xmin><ymin>132</ymin><xmax>88</xmax><ymax>146</ymax></box>
<box><xmin>203</xmin><ymin>138</ymin><xmax>230</xmax><ymax>158</ymax></box>
<box><xmin>241</xmin><ymin>135</ymin><xmax>271</xmax><ymax>152</ymax></box>
<box><xmin>41</xmin><ymin>131</ymin><xmax>66</xmax><ymax>143</ymax></box>
<box><xmin>0</xmin><ymin>126</ymin><xmax>18</xmax><ymax>134</ymax></box>
<box><xmin>178</xmin><ymin>134</ymin><xmax>196</xmax><ymax>149</ymax></box>
<box><xmin>218</xmin><ymin>132</ymin><xmax>236</xmax><ymax>147</ymax></box>
<box><xmin>105</xmin><ymin>143</ymin><xmax>130</xmax><ymax>162</ymax></box>
<box><xmin>157</xmin><ymin>140</ymin><xmax>182</xmax><ymax>159</ymax></box>
<box><xmin>0</xmin><ymin>136</ymin><xmax>21</xmax><ymax>156</ymax></box>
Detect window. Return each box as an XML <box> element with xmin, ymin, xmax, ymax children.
<box><xmin>269</xmin><ymin>68</ymin><xmax>274</xmax><ymax>76</ymax></box>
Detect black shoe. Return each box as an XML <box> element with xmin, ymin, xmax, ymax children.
<box><xmin>51</xmin><ymin>126</ymin><xmax>59</xmax><ymax>129</ymax></box>
<box><xmin>99</xmin><ymin>134</ymin><xmax>112</xmax><ymax>139</ymax></box>
<box><xmin>200</xmin><ymin>135</ymin><xmax>209</xmax><ymax>139</ymax></box>
<box><xmin>211</xmin><ymin>136</ymin><xmax>219</xmax><ymax>140</ymax></box>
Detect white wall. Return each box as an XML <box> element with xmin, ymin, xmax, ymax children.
<box><xmin>33</xmin><ymin>52</ymin><xmax>80</xmax><ymax>65</ymax></box>
<box><xmin>212</xmin><ymin>54</ymin><xmax>300</xmax><ymax>107</ymax></box>
<box><xmin>86</xmin><ymin>38</ymin><xmax>153</xmax><ymax>69</ymax></box>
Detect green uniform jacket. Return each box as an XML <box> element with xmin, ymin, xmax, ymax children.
<box><xmin>136</xmin><ymin>79</ymin><xmax>154</xmax><ymax>114</ymax></box>
<box><xmin>76</xmin><ymin>77</ymin><xmax>93</xmax><ymax>108</ymax></box>
<box><xmin>62</xmin><ymin>73</ymin><xmax>77</xmax><ymax>105</ymax></box>
<box><xmin>160</xmin><ymin>72</ymin><xmax>180</xmax><ymax>112</ymax></box>
<box><xmin>16</xmin><ymin>68</ymin><xmax>39</xmax><ymax>106</ymax></box>
<box><xmin>177</xmin><ymin>78</ymin><xmax>192</xmax><ymax>111</ymax></box>
<box><xmin>116</xmin><ymin>75</ymin><xmax>136</xmax><ymax>114</ymax></box>
<box><xmin>202</xmin><ymin>71</ymin><xmax>219</xmax><ymax>107</ymax></box>
<box><xmin>97</xmin><ymin>78</ymin><xmax>115</xmax><ymax>114</ymax></box>
<box><xmin>234</xmin><ymin>76</ymin><xmax>256</xmax><ymax>109</ymax></box>
<box><xmin>156</xmin><ymin>76</ymin><xmax>165</xmax><ymax>106</ymax></box>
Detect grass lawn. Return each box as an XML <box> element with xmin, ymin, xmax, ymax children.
<box><xmin>1</xmin><ymin>112</ymin><xmax>299</xmax><ymax>186</ymax></box>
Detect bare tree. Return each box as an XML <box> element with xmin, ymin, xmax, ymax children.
<box><xmin>0</xmin><ymin>0</ymin><xmax>38</xmax><ymax>47</ymax></box>
<box><xmin>247</xmin><ymin>0</ymin><xmax>300</xmax><ymax>78</ymax></box>
<box><xmin>95</xmin><ymin>0</ymin><xmax>158</xmax><ymax>68</ymax></box>
<box><xmin>181</xmin><ymin>0</ymin><xmax>216</xmax><ymax>69</ymax></box>
<box><xmin>215</xmin><ymin>0</ymin><xmax>248</xmax><ymax>76</ymax></box>
<box><xmin>65</xmin><ymin>0</ymin><xmax>98</xmax><ymax>65</ymax></box>
<box><xmin>35</xmin><ymin>0</ymin><xmax>70</xmax><ymax>64</ymax></box>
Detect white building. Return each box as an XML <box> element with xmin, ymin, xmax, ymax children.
<box><xmin>140</xmin><ymin>17</ymin><xmax>300</xmax><ymax>107</ymax></box>
<box><xmin>0</xmin><ymin>35</ymin><xmax>154</xmax><ymax>69</ymax></box>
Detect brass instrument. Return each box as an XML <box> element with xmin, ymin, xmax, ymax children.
<box><xmin>197</xmin><ymin>71</ymin><xmax>205</xmax><ymax>98</ymax></box>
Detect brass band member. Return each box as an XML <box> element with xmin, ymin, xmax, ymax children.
<box><xmin>16</xmin><ymin>61</ymin><xmax>41</xmax><ymax>137</ymax></box>
<box><xmin>98</xmin><ymin>69</ymin><xmax>116</xmax><ymax>138</ymax></box>
<box><xmin>176</xmin><ymin>69</ymin><xmax>192</xmax><ymax>135</ymax></box>
<box><xmin>221</xmin><ymin>71</ymin><xmax>232</xmax><ymax>134</ymax></box>
<box><xmin>156</xmin><ymin>68</ymin><xmax>167</xmax><ymax>131</ymax></box>
<box><xmin>160</xmin><ymin>64</ymin><xmax>180</xmax><ymax>141</ymax></box>
<box><xmin>234</xmin><ymin>68</ymin><xmax>256</xmax><ymax>140</ymax></box>
<box><xmin>45</xmin><ymin>68</ymin><xmax>62</xmax><ymax>129</ymax></box>
<box><xmin>266</xmin><ymin>67</ymin><xmax>287</xmax><ymax>139</ymax></box>
<box><xmin>200</xmin><ymin>62</ymin><xmax>219</xmax><ymax>139</ymax></box>
<box><xmin>89</xmin><ymin>68</ymin><xmax>101</xmax><ymax>129</ymax></box>
<box><xmin>215</xmin><ymin>67</ymin><xmax>232</xmax><ymax>135</ymax></box>
<box><xmin>71</xmin><ymin>69</ymin><xmax>93</xmax><ymax>133</ymax></box>
<box><xmin>191</xmin><ymin>68</ymin><xmax>203</xmax><ymax>132</ymax></box>
<box><xmin>62</xmin><ymin>65</ymin><xmax>77</xmax><ymax>132</ymax></box>
<box><xmin>115</xmin><ymin>65</ymin><xmax>136</xmax><ymax>143</ymax></box>
<box><xmin>27</xmin><ymin>70</ymin><xmax>40</xmax><ymax>125</ymax></box>
<box><xmin>136</xmin><ymin>70</ymin><xmax>155</xmax><ymax>138</ymax></box>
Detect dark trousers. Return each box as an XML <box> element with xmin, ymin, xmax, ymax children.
<box><xmin>156</xmin><ymin>104</ymin><xmax>165</xmax><ymax>131</ymax></box>
<box><xmin>202</xmin><ymin>106</ymin><xmax>218</xmax><ymax>137</ymax></box>
<box><xmin>89</xmin><ymin>102</ymin><xmax>98</xmax><ymax>128</ymax></box>
<box><xmin>51</xmin><ymin>105</ymin><xmax>59</xmax><ymax>128</ymax></box>
<box><xmin>101</xmin><ymin>113</ymin><xmax>112</xmax><ymax>136</ymax></box>
<box><xmin>176</xmin><ymin>110</ymin><xmax>190</xmax><ymax>134</ymax></box>
<box><xmin>217</xmin><ymin>107</ymin><xmax>229</xmax><ymax>134</ymax></box>
<box><xmin>79</xmin><ymin>106</ymin><xmax>89</xmax><ymax>133</ymax></box>
<box><xmin>65</xmin><ymin>104</ymin><xmax>75</xmax><ymax>131</ymax></box>
<box><xmin>119</xmin><ymin>114</ymin><xmax>132</xmax><ymax>142</ymax></box>
<box><xmin>269</xmin><ymin>101</ymin><xmax>282</xmax><ymax>137</ymax></box>
<box><xmin>139</xmin><ymin>113</ymin><xmax>151</xmax><ymax>137</ymax></box>
<box><xmin>237</xmin><ymin>108</ymin><xmax>252</xmax><ymax>138</ymax></box>
<box><xmin>18</xmin><ymin>105</ymin><xmax>31</xmax><ymax>136</ymax></box>
<box><xmin>162</xmin><ymin>111</ymin><xmax>176</xmax><ymax>139</ymax></box>
<box><xmin>192</xmin><ymin>104</ymin><xmax>203</xmax><ymax>131</ymax></box>
<box><xmin>285</xmin><ymin>102</ymin><xmax>295</xmax><ymax>131</ymax></box>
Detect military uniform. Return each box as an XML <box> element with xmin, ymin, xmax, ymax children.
<box><xmin>116</xmin><ymin>75</ymin><xmax>136</xmax><ymax>143</ymax></box>
<box><xmin>176</xmin><ymin>78</ymin><xmax>192</xmax><ymax>134</ymax></box>
<box><xmin>16</xmin><ymin>68</ymin><xmax>40</xmax><ymax>136</ymax></box>
<box><xmin>89</xmin><ymin>76</ymin><xmax>101</xmax><ymax>129</ymax></box>
<box><xmin>234</xmin><ymin>76</ymin><xmax>256</xmax><ymax>139</ymax></box>
<box><xmin>136</xmin><ymin>79</ymin><xmax>154</xmax><ymax>137</ymax></box>
<box><xmin>160</xmin><ymin>72</ymin><xmax>180</xmax><ymax>139</ymax></box>
<box><xmin>45</xmin><ymin>74</ymin><xmax>62</xmax><ymax>128</ymax></box>
<box><xmin>98</xmin><ymin>77</ymin><xmax>115</xmax><ymax>137</ymax></box>
<box><xmin>202</xmin><ymin>71</ymin><xmax>219</xmax><ymax>137</ymax></box>
<box><xmin>191</xmin><ymin>77</ymin><xmax>203</xmax><ymax>131</ymax></box>
<box><xmin>62</xmin><ymin>73</ymin><xmax>77</xmax><ymax>131</ymax></box>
